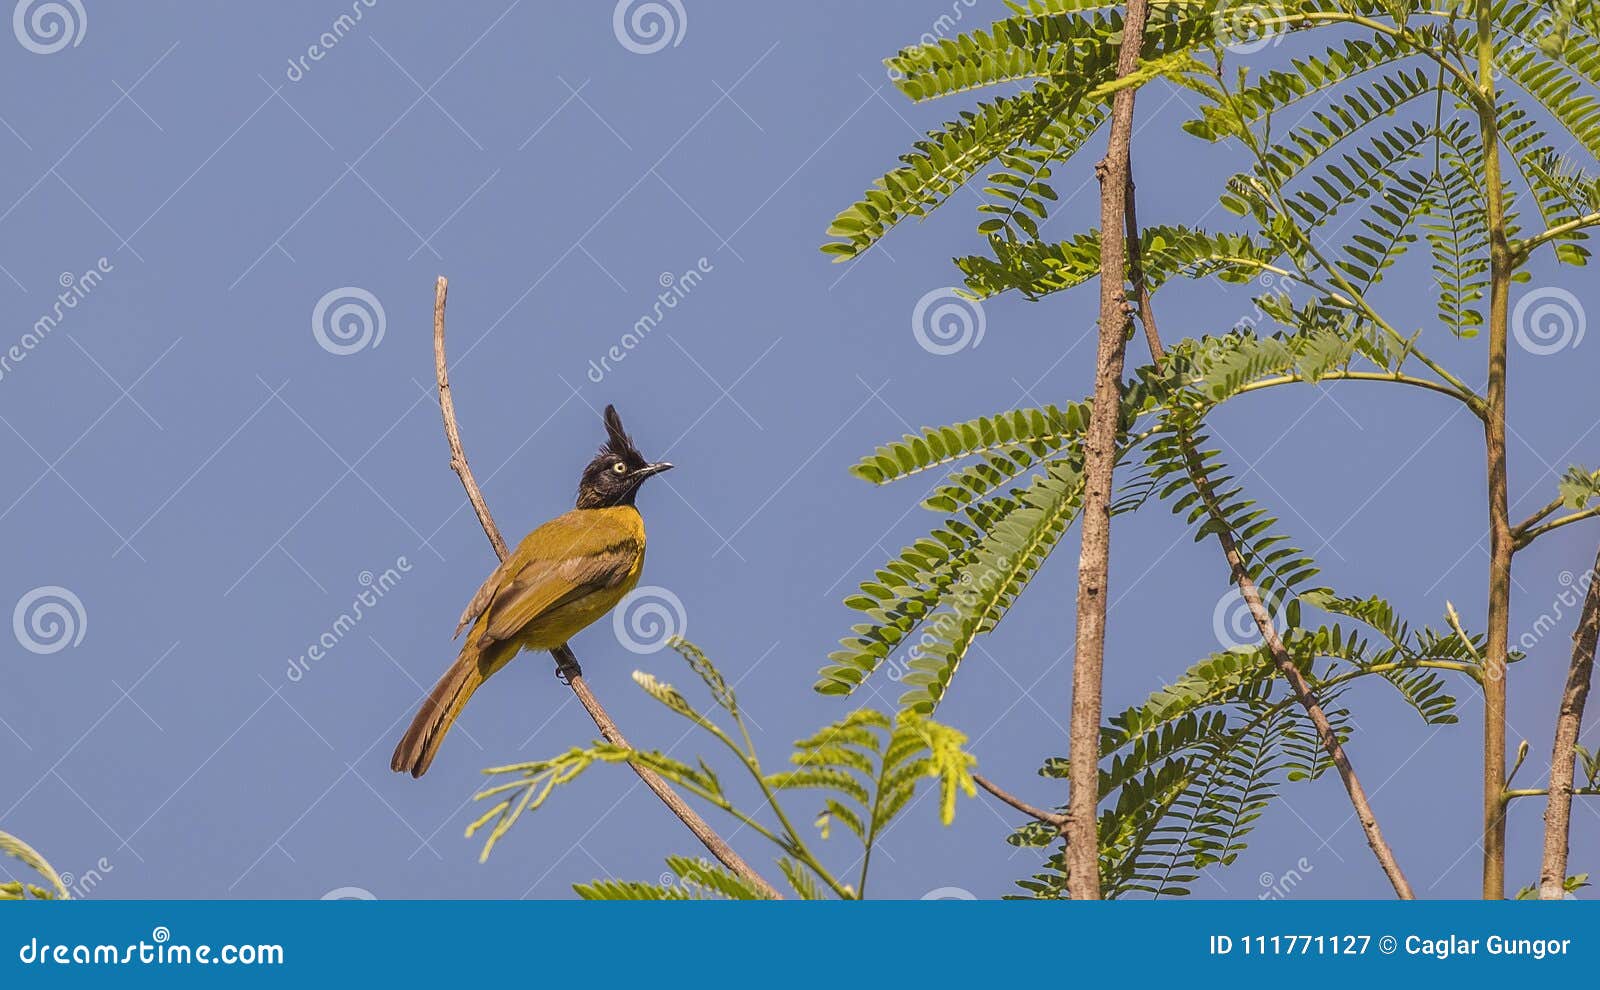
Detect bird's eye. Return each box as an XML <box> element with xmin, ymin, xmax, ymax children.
<box><xmin>612</xmin><ymin>461</ymin><xmax>628</xmax><ymax>474</ymax></box>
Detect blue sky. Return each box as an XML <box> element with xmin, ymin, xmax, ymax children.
<box><xmin>1</xmin><ymin>1</ymin><xmax>1596</xmax><ymax>900</ymax></box>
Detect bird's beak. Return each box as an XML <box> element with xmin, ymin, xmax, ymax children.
<box><xmin>639</xmin><ymin>461</ymin><xmax>674</xmax><ymax>479</ymax></box>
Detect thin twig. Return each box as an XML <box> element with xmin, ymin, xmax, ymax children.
<box><xmin>430</xmin><ymin>276</ymin><xmax>781</xmax><ymax>899</ymax></box>
<box><xmin>1512</xmin><ymin>495</ymin><xmax>1565</xmax><ymax>541</ymax></box>
<box><xmin>1510</xmin><ymin>788</ymin><xmax>1600</xmax><ymax>800</ymax></box>
<box><xmin>974</xmin><ymin>773</ymin><xmax>1069</xmax><ymax>833</ymax></box>
<box><xmin>1445</xmin><ymin>601</ymin><xmax>1486</xmax><ymax>666</ymax></box>
<box><xmin>1516</xmin><ymin>505</ymin><xmax>1600</xmax><ymax>549</ymax></box>
<box><xmin>1126</xmin><ymin>161</ymin><xmax>1415</xmax><ymax>898</ymax></box>
<box><xmin>1506</xmin><ymin>739</ymin><xmax>1530</xmax><ymax>790</ymax></box>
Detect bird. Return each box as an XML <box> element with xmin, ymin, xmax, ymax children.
<box><xmin>390</xmin><ymin>404</ymin><xmax>672</xmax><ymax>778</ymax></box>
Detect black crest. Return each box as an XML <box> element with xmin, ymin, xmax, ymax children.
<box><xmin>600</xmin><ymin>404</ymin><xmax>645</xmax><ymax>467</ymax></box>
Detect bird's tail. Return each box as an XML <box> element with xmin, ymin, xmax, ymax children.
<box><xmin>391</xmin><ymin>641</ymin><xmax>503</xmax><ymax>778</ymax></box>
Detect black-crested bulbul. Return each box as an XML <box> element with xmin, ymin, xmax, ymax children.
<box><xmin>391</xmin><ymin>405</ymin><xmax>671</xmax><ymax>777</ymax></box>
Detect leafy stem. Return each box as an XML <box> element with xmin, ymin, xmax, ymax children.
<box><xmin>1208</xmin><ymin>64</ymin><xmax>1485</xmax><ymax>415</ymax></box>
<box><xmin>1515</xmin><ymin>505</ymin><xmax>1600</xmax><ymax>549</ymax></box>
<box><xmin>1514</xmin><ymin>212</ymin><xmax>1600</xmax><ymax>263</ymax></box>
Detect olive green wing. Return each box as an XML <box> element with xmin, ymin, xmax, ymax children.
<box><xmin>461</xmin><ymin>510</ymin><xmax>642</xmax><ymax>648</ymax></box>
<box><xmin>455</xmin><ymin>556</ymin><xmax>513</xmax><ymax>638</ymax></box>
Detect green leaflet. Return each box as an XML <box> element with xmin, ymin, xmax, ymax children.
<box><xmin>824</xmin><ymin>401</ymin><xmax>1110</xmax><ymax>704</ymax></box>
<box><xmin>0</xmin><ymin>831</ymin><xmax>68</xmax><ymax>901</ymax></box>
<box><xmin>479</xmin><ymin>644</ymin><xmax>975</xmax><ymax>899</ymax></box>
<box><xmin>1280</xmin><ymin>122</ymin><xmax>1435</xmax><ymax>234</ymax></box>
<box><xmin>1338</xmin><ymin>169</ymin><xmax>1438</xmax><ymax>291</ymax></box>
<box><xmin>572</xmin><ymin>857</ymin><xmax>776</xmax><ymax>900</ymax></box>
<box><xmin>895</xmin><ymin>459</ymin><xmax>1087</xmax><ymax>715</ymax></box>
<box><xmin>958</xmin><ymin>226</ymin><xmax>1274</xmax><ymax>300</ymax></box>
<box><xmin>1500</xmin><ymin>44</ymin><xmax>1600</xmax><ymax>164</ymax></box>
<box><xmin>979</xmin><ymin>105</ymin><xmax>1109</xmax><ymax>241</ymax></box>
<box><xmin>1016</xmin><ymin>599</ymin><xmax>1478</xmax><ymax>897</ymax></box>
<box><xmin>1008</xmin><ymin>329</ymin><xmax>1484</xmax><ymax>897</ymax></box>
<box><xmin>1186</xmin><ymin>35</ymin><xmax>1420</xmax><ymax>142</ymax></box>
<box><xmin>823</xmin><ymin>81</ymin><xmax>1088</xmax><ymax>262</ymax></box>
<box><xmin>887</xmin><ymin>4</ymin><xmax>1211</xmax><ymax>103</ymax></box>
<box><xmin>1515</xmin><ymin>873</ymin><xmax>1591</xmax><ymax>899</ymax></box>
<box><xmin>823</xmin><ymin>4</ymin><xmax>1215</xmax><ymax>261</ymax></box>
<box><xmin>1557</xmin><ymin>465</ymin><xmax>1600</xmax><ymax>509</ymax></box>
<box><xmin>850</xmin><ymin>403</ymin><xmax>1092</xmax><ymax>485</ymax></box>
<box><xmin>1426</xmin><ymin>124</ymin><xmax>1494</xmax><ymax>336</ymax></box>
<box><xmin>815</xmin><ymin>0</ymin><xmax>1594</xmax><ymax>903</ymax></box>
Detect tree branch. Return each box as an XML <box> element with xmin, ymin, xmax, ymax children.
<box><xmin>1508</xmin><ymin>788</ymin><xmax>1600</xmax><ymax>801</ymax></box>
<box><xmin>1512</xmin><ymin>496</ymin><xmax>1566</xmax><ymax>542</ymax></box>
<box><xmin>1539</xmin><ymin>551</ymin><xmax>1600</xmax><ymax>898</ymax></box>
<box><xmin>974</xmin><ymin>773</ymin><xmax>1069</xmax><ymax>833</ymax></box>
<box><xmin>430</xmin><ymin>276</ymin><xmax>781</xmax><ymax>899</ymax></box>
<box><xmin>1516</xmin><ymin>505</ymin><xmax>1600</xmax><ymax>549</ymax></box>
<box><xmin>1065</xmin><ymin>0</ymin><xmax>1151</xmax><ymax>900</ymax></box>
<box><xmin>1516</xmin><ymin>211</ymin><xmax>1600</xmax><ymax>261</ymax></box>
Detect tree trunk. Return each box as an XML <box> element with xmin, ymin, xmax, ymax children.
<box><xmin>1476</xmin><ymin>0</ymin><xmax>1511</xmax><ymax>900</ymax></box>
<box><xmin>1065</xmin><ymin>0</ymin><xmax>1150</xmax><ymax>899</ymax></box>
<box><xmin>1539</xmin><ymin>552</ymin><xmax>1600</xmax><ymax>898</ymax></box>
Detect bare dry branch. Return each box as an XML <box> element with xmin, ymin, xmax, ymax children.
<box><xmin>431</xmin><ymin>276</ymin><xmax>781</xmax><ymax>899</ymax></box>
<box><xmin>974</xmin><ymin>773</ymin><xmax>1069</xmax><ymax>833</ymax></box>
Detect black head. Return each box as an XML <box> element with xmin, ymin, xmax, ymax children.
<box><xmin>576</xmin><ymin>405</ymin><xmax>673</xmax><ymax>509</ymax></box>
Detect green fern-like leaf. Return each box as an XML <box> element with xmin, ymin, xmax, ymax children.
<box><xmin>850</xmin><ymin>404</ymin><xmax>1092</xmax><ymax>485</ymax></box>
<box><xmin>823</xmin><ymin>83</ymin><xmax>1088</xmax><ymax>261</ymax></box>
<box><xmin>1186</xmin><ymin>36</ymin><xmax>1420</xmax><ymax>143</ymax></box>
<box><xmin>1557</xmin><ymin>465</ymin><xmax>1600</xmax><ymax>509</ymax></box>
<box><xmin>896</xmin><ymin>458</ymin><xmax>1086</xmax><ymax>714</ymax></box>
<box><xmin>0</xmin><ymin>831</ymin><xmax>67</xmax><ymax>900</ymax></box>
<box><xmin>573</xmin><ymin>878</ymin><xmax>689</xmax><ymax>900</ymax></box>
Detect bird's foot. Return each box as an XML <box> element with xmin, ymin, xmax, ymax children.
<box><xmin>552</xmin><ymin>645</ymin><xmax>582</xmax><ymax>684</ymax></box>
